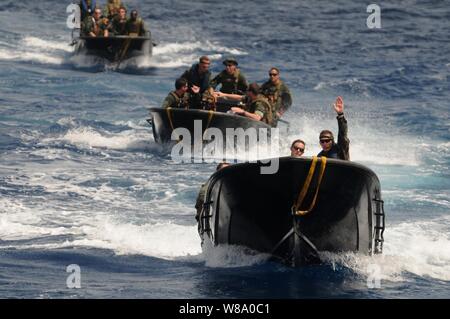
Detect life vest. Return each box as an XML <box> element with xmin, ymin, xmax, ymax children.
<box><xmin>170</xmin><ymin>92</ymin><xmax>189</xmax><ymax>109</ymax></box>
<box><xmin>261</xmin><ymin>81</ymin><xmax>282</xmax><ymax>104</ymax></box>
<box><xmin>248</xmin><ymin>95</ymin><xmax>273</xmax><ymax>126</ymax></box>
<box><xmin>127</xmin><ymin>18</ymin><xmax>143</xmax><ymax>36</ymax></box>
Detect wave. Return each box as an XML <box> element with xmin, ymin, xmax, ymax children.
<box><xmin>39</xmin><ymin>124</ymin><xmax>156</xmax><ymax>153</ymax></box>
<box><xmin>22</xmin><ymin>36</ymin><xmax>74</xmax><ymax>53</ymax></box>
<box><xmin>0</xmin><ymin>47</ymin><xmax>63</xmax><ymax>65</ymax></box>
<box><xmin>314</xmin><ymin>78</ymin><xmax>371</xmax><ymax>97</ymax></box>
<box><xmin>323</xmin><ymin>216</ymin><xmax>450</xmax><ymax>282</ymax></box>
<box><xmin>201</xmin><ymin>240</ymin><xmax>270</xmax><ymax>268</ymax></box>
<box><xmin>136</xmin><ymin>40</ymin><xmax>247</xmax><ymax>69</ymax></box>
<box><xmin>0</xmin><ymin>36</ymin><xmax>74</xmax><ymax>65</ymax></box>
<box><xmin>2</xmin><ymin>189</ymin><xmax>449</xmax><ymax>280</ymax></box>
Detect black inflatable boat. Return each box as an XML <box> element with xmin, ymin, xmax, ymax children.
<box><xmin>148</xmin><ymin>107</ymin><xmax>272</xmax><ymax>145</ymax></box>
<box><xmin>74</xmin><ymin>35</ymin><xmax>153</xmax><ymax>62</ymax></box>
<box><xmin>198</xmin><ymin>156</ymin><xmax>385</xmax><ymax>266</ymax></box>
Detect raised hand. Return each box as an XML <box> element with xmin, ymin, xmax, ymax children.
<box><xmin>333</xmin><ymin>96</ymin><xmax>344</xmax><ymax>114</ymax></box>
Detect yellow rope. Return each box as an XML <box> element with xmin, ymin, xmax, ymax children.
<box><xmin>293</xmin><ymin>156</ymin><xmax>327</xmax><ymax>216</ymax></box>
<box><xmin>293</xmin><ymin>156</ymin><xmax>318</xmax><ymax>212</ymax></box>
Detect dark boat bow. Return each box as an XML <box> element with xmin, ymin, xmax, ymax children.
<box><xmin>74</xmin><ymin>35</ymin><xmax>153</xmax><ymax>62</ymax></box>
<box><xmin>199</xmin><ymin>157</ymin><xmax>386</xmax><ymax>266</ymax></box>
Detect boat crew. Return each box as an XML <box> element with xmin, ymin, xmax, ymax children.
<box><xmin>82</xmin><ymin>8</ymin><xmax>109</xmax><ymax>37</ymax></box>
<box><xmin>290</xmin><ymin>139</ymin><xmax>306</xmax><ymax>157</ymax></box>
<box><xmin>180</xmin><ymin>56</ymin><xmax>212</xmax><ymax>109</ymax></box>
<box><xmin>317</xmin><ymin>96</ymin><xmax>350</xmax><ymax>160</ymax></box>
<box><xmin>210</xmin><ymin>57</ymin><xmax>248</xmax><ymax>95</ymax></box>
<box><xmin>230</xmin><ymin>83</ymin><xmax>275</xmax><ymax>127</ymax></box>
<box><xmin>125</xmin><ymin>10</ymin><xmax>147</xmax><ymax>36</ymax></box>
<box><xmin>260</xmin><ymin>67</ymin><xmax>292</xmax><ymax>126</ymax></box>
<box><xmin>161</xmin><ymin>78</ymin><xmax>190</xmax><ymax>109</ymax></box>
<box><xmin>111</xmin><ymin>7</ymin><xmax>128</xmax><ymax>35</ymax></box>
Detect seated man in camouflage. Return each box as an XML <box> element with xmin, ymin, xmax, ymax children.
<box><xmin>111</xmin><ymin>7</ymin><xmax>128</xmax><ymax>35</ymax></box>
<box><xmin>82</xmin><ymin>8</ymin><xmax>109</xmax><ymax>37</ymax></box>
<box><xmin>126</xmin><ymin>10</ymin><xmax>147</xmax><ymax>36</ymax></box>
<box><xmin>210</xmin><ymin>57</ymin><xmax>248</xmax><ymax>95</ymax></box>
<box><xmin>230</xmin><ymin>83</ymin><xmax>275</xmax><ymax>127</ymax></box>
<box><xmin>162</xmin><ymin>78</ymin><xmax>190</xmax><ymax>109</ymax></box>
<box><xmin>260</xmin><ymin>67</ymin><xmax>292</xmax><ymax>125</ymax></box>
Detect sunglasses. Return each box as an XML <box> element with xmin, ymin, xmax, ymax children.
<box><xmin>292</xmin><ymin>146</ymin><xmax>304</xmax><ymax>152</ymax></box>
<box><xmin>269</xmin><ymin>73</ymin><xmax>279</xmax><ymax>77</ymax></box>
<box><xmin>320</xmin><ymin>139</ymin><xmax>332</xmax><ymax>144</ymax></box>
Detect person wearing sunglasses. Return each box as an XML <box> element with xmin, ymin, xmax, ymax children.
<box><xmin>260</xmin><ymin>67</ymin><xmax>292</xmax><ymax>125</ymax></box>
<box><xmin>317</xmin><ymin>96</ymin><xmax>350</xmax><ymax>160</ymax></box>
<box><xmin>290</xmin><ymin>139</ymin><xmax>306</xmax><ymax>157</ymax></box>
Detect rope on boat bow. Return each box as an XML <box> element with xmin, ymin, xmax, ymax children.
<box><xmin>292</xmin><ymin>156</ymin><xmax>327</xmax><ymax>216</ymax></box>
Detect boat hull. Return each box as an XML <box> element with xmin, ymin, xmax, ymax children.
<box><xmin>199</xmin><ymin>157</ymin><xmax>385</xmax><ymax>266</ymax></box>
<box><xmin>74</xmin><ymin>36</ymin><xmax>152</xmax><ymax>62</ymax></box>
<box><xmin>148</xmin><ymin>107</ymin><xmax>272</xmax><ymax>145</ymax></box>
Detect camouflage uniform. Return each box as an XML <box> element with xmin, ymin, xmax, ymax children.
<box><xmin>82</xmin><ymin>16</ymin><xmax>109</xmax><ymax>37</ymax></box>
<box><xmin>125</xmin><ymin>18</ymin><xmax>147</xmax><ymax>36</ymax></box>
<box><xmin>111</xmin><ymin>16</ymin><xmax>127</xmax><ymax>35</ymax></box>
<box><xmin>317</xmin><ymin>114</ymin><xmax>350</xmax><ymax>160</ymax></box>
<box><xmin>260</xmin><ymin>80</ymin><xmax>292</xmax><ymax>123</ymax></box>
<box><xmin>210</xmin><ymin>69</ymin><xmax>248</xmax><ymax>94</ymax></box>
<box><xmin>245</xmin><ymin>94</ymin><xmax>274</xmax><ymax>127</ymax></box>
<box><xmin>162</xmin><ymin>91</ymin><xmax>190</xmax><ymax>109</ymax></box>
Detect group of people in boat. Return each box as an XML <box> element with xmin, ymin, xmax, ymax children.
<box><xmin>162</xmin><ymin>56</ymin><xmax>293</xmax><ymax>128</ymax></box>
<box><xmin>290</xmin><ymin>96</ymin><xmax>350</xmax><ymax>161</ymax></box>
<box><xmin>79</xmin><ymin>0</ymin><xmax>148</xmax><ymax>37</ymax></box>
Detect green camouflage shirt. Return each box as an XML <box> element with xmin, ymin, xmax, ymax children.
<box><xmin>260</xmin><ymin>80</ymin><xmax>292</xmax><ymax>115</ymax></box>
<box><xmin>82</xmin><ymin>16</ymin><xmax>109</xmax><ymax>36</ymax></box>
<box><xmin>162</xmin><ymin>91</ymin><xmax>190</xmax><ymax>109</ymax></box>
<box><xmin>245</xmin><ymin>94</ymin><xmax>274</xmax><ymax>127</ymax></box>
<box><xmin>210</xmin><ymin>69</ymin><xmax>248</xmax><ymax>94</ymax></box>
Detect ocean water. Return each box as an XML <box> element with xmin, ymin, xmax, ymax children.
<box><xmin>0</xmin><ymin>0</ymin><xmax>449</xmax><ymax>299</ymax></box>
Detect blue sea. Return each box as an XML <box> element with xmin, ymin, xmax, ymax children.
<box><xmin>0</xmin><ymin>0</ymin><xmax>449</xmax><ymax>299</ymax></box>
